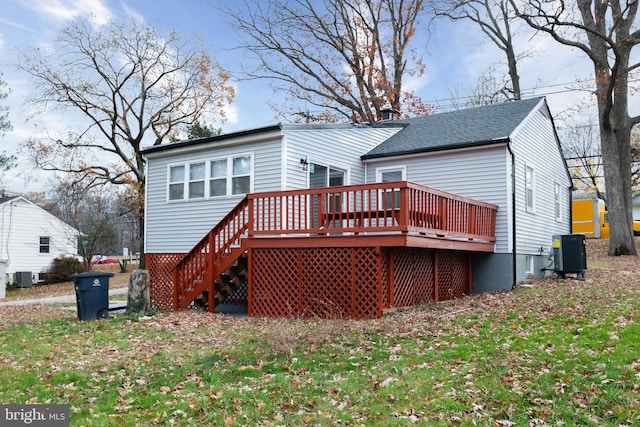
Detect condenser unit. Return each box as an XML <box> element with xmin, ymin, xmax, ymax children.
<box><xmin>552</xmin><ymin>234</ymin><xmax>587</xmax><ymax>280</ymax></box>
<box><xmin>15</xmin><ymin>271</ymin><xmax>33</xmax><ymax>288</ymax></box>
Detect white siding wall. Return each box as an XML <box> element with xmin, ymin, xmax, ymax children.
<box><xmin>511</xmin><ymin>107</ymin><xmax>572</xmax><ymax>256</ymax></box>
<box><xmin>364</xmin><ymin>145</ymin><xmax>510</xmax><ymax>252</ymax></box>
<box><xmin>145</xmin><ymin>126</ymin><xmax>402</xmax><ymax>254</ymax></box>
<box><xmin>283</xmin><ymin>126</ymin><xmax>402</xmax><ymax>189</ymax></box>
<box><xmin>145</xmin><ymin>137</ymin><xmax>283</xmax><ymax>253</ymax></box>
<box><xmin>0</xmin><ymin>198</ymin><xmax>79</xmax><ymax>276</ymax></box>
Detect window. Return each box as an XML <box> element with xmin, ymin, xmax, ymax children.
<box><xmin>189</xmin><ymin>162</ymin><xmax>205</xmax><ymax>199</ymax></box>
<box><xmin>554</xmin><ymin>182</ymin><xmax>562</xmax><ymax>221</ymax></box>
<box><xmin>232</xmin><ymin>155</ymin><xmax>251</xmax><ymax>195</ymax></box>
<box><xmin>168</xmin><ymin>154</ymin><xmax>253</xmax><ymax>201</ymax></box>
<box><xmin>209</xmin><ymin>159</ymin><xmax>227</xmax><ymax>197</ymax></box>
<box><xmin>39</xmin><ymin>237</ymin><xmax>50</xmax><ymax>254</ymax></box>
<box><xmin>525</xmin><ymin>255</ymin><xmax>534</xmax><ymax>278</ymax></box>
<box><xmin>525</xmin><ymin>165</ymin><xmax>535</xmax><ymax>211</ymax></box>
<box><xmin>376</xmin><ymin>166</ymin><xmax>406</xmax><ymax>209</ymax></box>
<box><xmin>168</xmin><ymin>165</ymin><xmax>185</xmax><ymax>200</ymax></box>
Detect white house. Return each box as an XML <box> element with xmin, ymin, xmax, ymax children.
<box><xmin>0</xmin><ymin>196</ymin><xmax>80</xmax><ymax>285</ymax></box>
<box><xmin>142</xmin><ymin>97</ymin><xmax>572</xmax><ymax>316</ymax></box>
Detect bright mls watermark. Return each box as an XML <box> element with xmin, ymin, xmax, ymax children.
<box><xmin>1</xmin><ymin>405</ymin><xmax>69</xmax><ymax>426</ymax></box>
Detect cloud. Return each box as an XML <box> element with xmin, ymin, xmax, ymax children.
<box><xmin>17</xmin><ymin>0</ymin><xmax>114</xmax><ymax>25</ymax></box>
<box><xmin>0</xmin><ymin>18</ymin><xmax>35</xmax><ymax>33</ymax></box>
<box><xmin>120</xmin><ymin>1</ymin><xmax>145</xmax><ymax>23</ymax></box>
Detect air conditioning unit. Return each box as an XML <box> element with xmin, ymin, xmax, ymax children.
<box><xmin>15</xmin><ymin>271</ymin><xmax>33</xmax><ymax>288</ymax></box>
<box><xmin>552</xmin><ymin>234</ymin><xmax>587</xmax><ymax>280</ymax></box>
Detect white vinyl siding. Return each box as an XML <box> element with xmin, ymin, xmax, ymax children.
<box><xmin>366</xmin><ymin>145</ymin><xmax>509</xmax><ymax>252</ymax></box>
<box><xmin>510</xmin><ymin>106</ymin><xmax>571</xmax><ymax>256</ymax></box>
<box><xmin>145</xmin><ymin>126</ymin><xmax>401</xmax><ymax>253</ymax></box>
<box><xmin>145</xmin><ymin>136</ymin><xmax>282</xmax><ymax>253</ymax></box>
<box><xmin>282</xmin><ymin>126</ymin><xmax>402</xmax><ymax>190</ymax></box>
<box><xmin>0</xmin><ymin>198</ymin><xmax>79</xmax><ymax>276</ymax></box>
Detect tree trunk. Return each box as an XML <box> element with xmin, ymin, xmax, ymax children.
<box><xmin>598</xmin><ymin>76</ymin><xmax>637</xmax><ymax>255</ymax></box>
<box><xmin>127</xmin><ymin>269</ymin><xmax>151</xmax><ymax>313</ymax></box>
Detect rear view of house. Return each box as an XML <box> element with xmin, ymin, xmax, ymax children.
<box><xmin>142</xmin><ymin>97</ymin><xmax>571</xmax><ymax>318</ymax></box>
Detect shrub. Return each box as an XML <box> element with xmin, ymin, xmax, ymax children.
<box><xmin>42</xmin><ymin>256</ymin><xmax>84</xmax><ymax>284</ymax></box>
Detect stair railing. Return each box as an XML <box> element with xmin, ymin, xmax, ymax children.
<box><xmin>173</xmin><ymin>197</ymin><xmax>250</xmax><ymax>310</ymax></box>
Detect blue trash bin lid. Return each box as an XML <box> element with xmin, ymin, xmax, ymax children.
<box><xmin>71</xmin><ymin>271</ymin><xmax>115</xmax><ymax>279</ymax></box>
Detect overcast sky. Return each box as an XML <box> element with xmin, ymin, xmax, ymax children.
<box><xmin>0</xmin><ymin>0</ymin><xmax>610</xmax><ymax>194</ymax></box>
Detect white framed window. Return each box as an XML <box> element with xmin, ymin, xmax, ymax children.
<box><xmin>525</xmin><ymin>164</ymin><xmax>535</xmax><ymax>211</ymax></box>
<box><xmin>554</xmin><ymin>182</ymin><xmax>562</xmax><ymax>221</ymax></box>
<box><xmin>376</xmin><ymin>165</ymin><xmax>406</xmax><ymax>183</ymax></box>
<box><xmin>232</xmin><ymin>155</ymin><xmax>252</xmax><ymax>195</ymax></box>
<box><xmin>39</xmin><ymin>236</ymin><xmax>50</xmax><ymax>254</ymax></box>
<box><xmin>209</xmin><ymin>159</ymin><xmax>227</xmax><ymax>197</ymax></box>
<box><xmin>168</xmin><ymin>154</ymin><xmax>254</xmax><ymax>201</ymax></box>
<box><xmin>376</xmin><ymin>166</ymin><xmax>406</xmax><ymax>209</ymax></box>
<box><xmin>525</xmin><ymin>255</ymin><xmax>534</xmax><ymax>277</ymax></box>
<box><xmin>168</xmin><ymin>165</ymin><xmax>185</xmax><ymax>201</ymax></box>
<box><xmin>189</xmin><ymin>162</ymin><xmax>206</xmax><ymax>199</ymax></box>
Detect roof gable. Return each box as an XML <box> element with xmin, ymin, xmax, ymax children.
<box><xmin>0</xmin><ymin>196</ymin><xmax>79</xmax><ymax>234</ymax></box>
<box><xmin>363</xmin><ymin>97</ymin><xmax>545</xmax><ymax>159</ymax></box>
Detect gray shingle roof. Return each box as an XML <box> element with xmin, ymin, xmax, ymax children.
<box><xmin>362</xmin><ymin>97</ymin><xmax>545</xmax><ymax>159</ymax></box>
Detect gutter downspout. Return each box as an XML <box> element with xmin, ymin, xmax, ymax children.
<box><xmin>507</xmin><ymin>142</ymin><xmax>517</xmax><ymax>290</ymax></box>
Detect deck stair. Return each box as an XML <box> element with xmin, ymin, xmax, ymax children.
<box><xmin>173</xmin><ymin>197</ymin><xmax>250</xmax><ymax>312</ymax></box>
<box><xmin>197</xmin><ymin>255</ymin><xmax>248</xmax><ymax>310</ymax></box>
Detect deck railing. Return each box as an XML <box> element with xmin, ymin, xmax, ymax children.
<box><xmin>249</xmin><ymin>181</ymin><xmax>497</xmax><ymax>242</ymax></box>
<box><xmin>173</xmin><ymin>181</ymin><xmax>497</xmax><ymax>310</ymax></box>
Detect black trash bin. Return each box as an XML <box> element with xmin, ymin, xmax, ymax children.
<box><xmin>72</xmin><ymin>272</ymin><xmax>114</xmax><ymax>321</ymax></box>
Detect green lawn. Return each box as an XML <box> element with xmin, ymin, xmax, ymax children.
<box><xmin>1</xmin><ymin>245</ymin><xmax>639</xmax><ymax>426</ymax></box>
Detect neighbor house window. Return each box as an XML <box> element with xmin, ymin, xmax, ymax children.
<box><xmin>554</xmin><ymin>182</ymin><xmax>562</xmax><ymax>221</ymax></box>
<box><xmin>168</xmin><ymin>154</ymin><xmax>253</xmax><ymax>201</ymax></box>
<box><xmin>525</xmin><ymin>165</ymin><xmax>535</xmax><ymax>211</ymax></box>
<box><xmin>39</xmin><ymin>237</ymin><xmax>50</xmax><ymax>254</ymax></box>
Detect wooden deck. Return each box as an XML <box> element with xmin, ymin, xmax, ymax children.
<box><xmin>171</xmin><ymin>181</ymin><xmax>498</xmax><ymax>313</ymax></box>
<box><xmin>248</xmin><ymin>181</ymin><xmax>497</xmax><ymax>251</ymax></box>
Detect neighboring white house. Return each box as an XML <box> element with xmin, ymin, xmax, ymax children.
<box><xmin>0</xmin><ymin>196</ymin><xmax>80</xmax><ymax>284</ymax></box>
<box><xmin>143</xmin><ymin>97</ymin><xmax>571</xmax><ymax>294</ymax></box>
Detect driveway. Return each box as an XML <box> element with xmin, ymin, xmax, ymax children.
<box><xmin>0</xmin><ymin>286</ymin><xmax>128</xmax><ymax>307</ymax></box>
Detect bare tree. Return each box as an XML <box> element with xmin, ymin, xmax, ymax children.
<box><xmin>0</xmin><ymin>72</ymin><xmax>11</xmax><ymax>136</ymax></box>
<box><xmin>224</xmin><ymin>0</ymin><xmax>430</xmax><ymax>123</ymax></box>
<box><xmin>0</xmin><ymin>72</ymin><xmax>16</xmax><ymax>179</ymax></box>
<box><xmin>430</xmin><ymin>0</ymin><xmax>526</xmax><ymax>101</ymax></box>
<box><xmin>512</xmin><ymin>0</ymin><xmax>640</xmax><ymax>256</ymax></box>
<box><xmin>42</xmin><ymin>178</ymin><xmax>121</xmax><ymax>271</ymax></box>
<box><xmin>19</xmin><ymin>19</ymin><xmax>235</xmax><ymax>267</ymax></box>
<box><xmin>561</xmin><ymin>120</ymin><xmax>606</xmax><ymax>200</ymax></box>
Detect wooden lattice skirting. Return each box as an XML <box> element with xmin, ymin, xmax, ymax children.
<box><xmin>147</xmin><ymin>248</ymin><xmax>471</xmax><ymax>318</ymax></box>
<box><xmin>146</xmin><ymin>253</ymin><xmax>186</xmax><ymax>311</ymax></box>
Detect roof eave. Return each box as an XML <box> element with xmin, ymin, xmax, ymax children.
<box><xmin>361</xmin><ymin>137</ymin><xmax>510</xmax><ymax>160</ymax></box>
<box><xmin>140</xmin><ymin>124</ymin><xmax>283</xmax><ymax>155</ymax></box>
